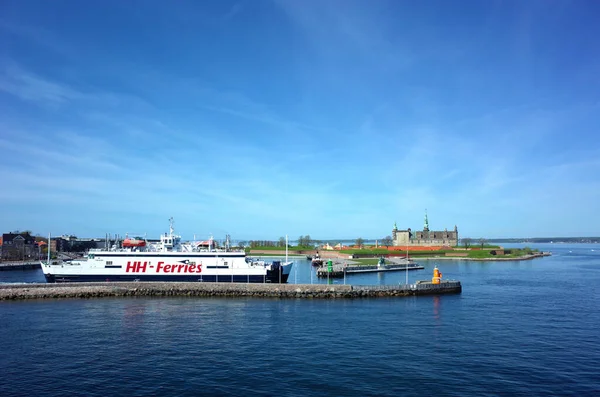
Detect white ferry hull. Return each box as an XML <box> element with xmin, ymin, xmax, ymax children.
<box><xmin>43</xmin><ymin>273</ymin><xmax>289</xmax><ymax>283</ymax></box>
<box><xmin>42</xmin><ymin>253</ymin><xmax>292</xmax><ymax>284</ymax></box>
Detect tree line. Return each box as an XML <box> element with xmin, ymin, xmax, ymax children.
<box><xmin>247</xmin><ymin>235</ymin><xmax>316</xmax><ymax>248</ymax></box>
<box><xmin>461</xmin><ymin>238</ymin><xmax>487</xmax><ymax>248</ymax></box>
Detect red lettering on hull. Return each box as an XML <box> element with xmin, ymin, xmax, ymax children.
<box><xmin>126</xmin><ymin>261</ymin><xmax>149</xmax><ymax>273</ymax></box>
<box><xmin>153</xmin><ymin>261</ymin><xmax>202</xmax><ymax>274</ymax></box>
<box><xmin>126</xmin><ymin>261</ymin><xmax>137</xmax><ymax>272</ymax></box>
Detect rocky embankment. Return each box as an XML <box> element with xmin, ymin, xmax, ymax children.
<box><xmin>0</xmin><ymin>281</ymin><xmax>460</xmax><ymax>301</ymax></box>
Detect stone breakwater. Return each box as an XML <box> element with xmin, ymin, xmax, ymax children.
<box><xmin>0</xmin><ymin>281</ymin><xmax>461</xmax><ymax>301</ymax></box>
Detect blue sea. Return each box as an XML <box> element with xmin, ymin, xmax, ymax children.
<box><xmin>1</xmin><ymin>243</ymin><xmax>599</xmax><ymax>396</ymax></box>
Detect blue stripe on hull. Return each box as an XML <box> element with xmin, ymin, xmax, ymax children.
<box><xmin>45</xmin><ymin>273</ymin><xmax>290</xmax><ymax>284</ymax></box>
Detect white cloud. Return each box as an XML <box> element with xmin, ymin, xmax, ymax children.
<box><xmin>0</xmin><ymin>64</ymin><xmax>80</xmax><ymax>104</ymax></box>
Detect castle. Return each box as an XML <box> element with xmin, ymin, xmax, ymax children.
<box><xmin>392</xmin><ymin>211</ymin><xmax>458</xmax><ymax>247</ymax></box>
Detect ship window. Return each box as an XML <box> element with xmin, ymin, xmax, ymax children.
<box><xmin>224</xmin><ymin>262</ymin><xmax>228</xmax><ymax>267</ymax></box>
<box><xmin>106</xmin><ymin>261</ymin><xmax>112</xmax><ymax>265</ymax></box>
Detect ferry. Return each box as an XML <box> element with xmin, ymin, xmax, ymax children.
<box><xmin>41</xmin><ymin>219</ymin><xmax>293</xmax><ymax>283</ymax></box>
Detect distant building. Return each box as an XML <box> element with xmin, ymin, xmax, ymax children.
<box><xmin>320</xmin><ymin>242</ymin><xmax>348</xmax><ymax>250</ymax></box>
<box><xmin>50</xmin><ymin>237</ymin><xmax>70</xmax><ymax>253</ymax></box>
<box><xmin>392</xmin><ymin>211</ymin><xmax>458</xmax><ymax>247</ymax></box>
<box><xmin>1</xmin><ymin>232</ymin><xmax>39</xmax><ymax>260</ymax></box>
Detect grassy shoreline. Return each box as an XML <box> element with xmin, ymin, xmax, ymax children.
<box><xmin>415</xmin><ymin>253</ymin><xmax>550</xmax><ymax>261</ymax></box>
<box><xmin>247</xmin><ymin>246</ymin><xmax>549</xmax><ymax>261</ymax></box>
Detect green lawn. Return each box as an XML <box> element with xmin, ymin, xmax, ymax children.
<box><xmin>465</xmin><ymin>248</ymin><xmax>539</xmax><ymax>259</ymax></box>
<box><xmin>337</xmin><ymin>247</ymin><xmax>540</xmax><ymax>259</ymax></box>
<box><xmin>340</xmin><ymin>248</ymin><xmax>457</xmax><ymax>256</ymax></box>
<box><xmin>452</xmin><ymin>245</ymin><xmax>502</xmax><ymax>249</ymax></box>
<box><xmin>246</xmin><ymin>246</ymin><xmax>313</xmax><ymax>252</ymax></box>
<box><xmin>465</xmin><ymin>250</ymin><xmax>495</xmax><ymax>258</ymax></box>
<box><xmin>247</xmin><ymin>246</ymin><xmax>539</xmax><ymax>260</ymax></box>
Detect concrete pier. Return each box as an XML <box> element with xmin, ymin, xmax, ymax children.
<box><xmin>317</xmin><ymin>262</ymin><xmax>424</xmax><ymax>278</ymax></box>
<box><xmin>0</xmin><ymin>281</ymin><xmax>461</xmax><ymax>301</ymax></box>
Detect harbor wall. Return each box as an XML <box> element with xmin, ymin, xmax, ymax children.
<box><xmin>0</xmin><ymin>281</ymin><xmax>461</xmax><ymax>301</ymax></box>
<box><xmin>0</xmin><ymin>262</ymin><xmax>41</xmax><ymax>271</ymax></box>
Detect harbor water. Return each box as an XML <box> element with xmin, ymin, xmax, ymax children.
<box><xmin>1</xmin><ymin>244</ymin><xmax>599</xmax><ymax>396</ymax></box>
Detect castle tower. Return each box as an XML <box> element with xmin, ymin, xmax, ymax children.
<box><xmin>423</xmin><ymin>210</ymin><xmax>429</xmax><ymax>232</ymax></box>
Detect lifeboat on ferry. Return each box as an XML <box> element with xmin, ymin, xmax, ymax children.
<box><xmin>122</xmin><ymin>238</ymin><xmax>146</xmax><ymax>247</ymax></box>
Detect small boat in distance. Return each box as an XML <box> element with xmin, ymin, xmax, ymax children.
<box><xmin>311</xmin><ymin>252</ymin><xmax>324</xmax><ymax>267</ymax></box>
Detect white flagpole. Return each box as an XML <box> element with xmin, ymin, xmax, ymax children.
<box><xmin>405</xmin><ymin>245</ymin><xmax>409</xmax><ymax>286</ymax></box>
<box><xmin>47</xmin><ymin>233</ymin><xmax>51</xmax><ymax>264</ymax></box>
<box><xmin>215</xmin><ymin>245</ymin><xmax>218</xmax><ymax>283</ymax></box>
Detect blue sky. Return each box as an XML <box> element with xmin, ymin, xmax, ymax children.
<box><xmin>1</xmin><ymin>0</ymin><xmax>599</xmax><ymax>240</ymax></box>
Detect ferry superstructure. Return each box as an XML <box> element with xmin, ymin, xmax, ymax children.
<box><xmin>41</xmin><ymin>219</ymin><xmax>292</xmax><ymax>283</ymax></box>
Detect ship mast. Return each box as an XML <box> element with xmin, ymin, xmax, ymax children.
<box><xmin>47</xmin><ymin>233</ymin><xmax>51</xmax><ymax>264</ymax></box>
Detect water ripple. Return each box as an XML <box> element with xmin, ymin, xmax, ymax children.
<box><xmin>2</xmin><ymin>247</ymin><xmax>600</xmax><ymax>396</ymax></box>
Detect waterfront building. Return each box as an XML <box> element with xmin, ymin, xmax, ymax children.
<box><xmin>1</xmin><ymin>232</ymin><xmax>38</xmax><ymax>260</ymax></box>
<box><xmin>392</xmin><ymin>212</ymin><xmax>458</xmax><ymax>247</ymax></box>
